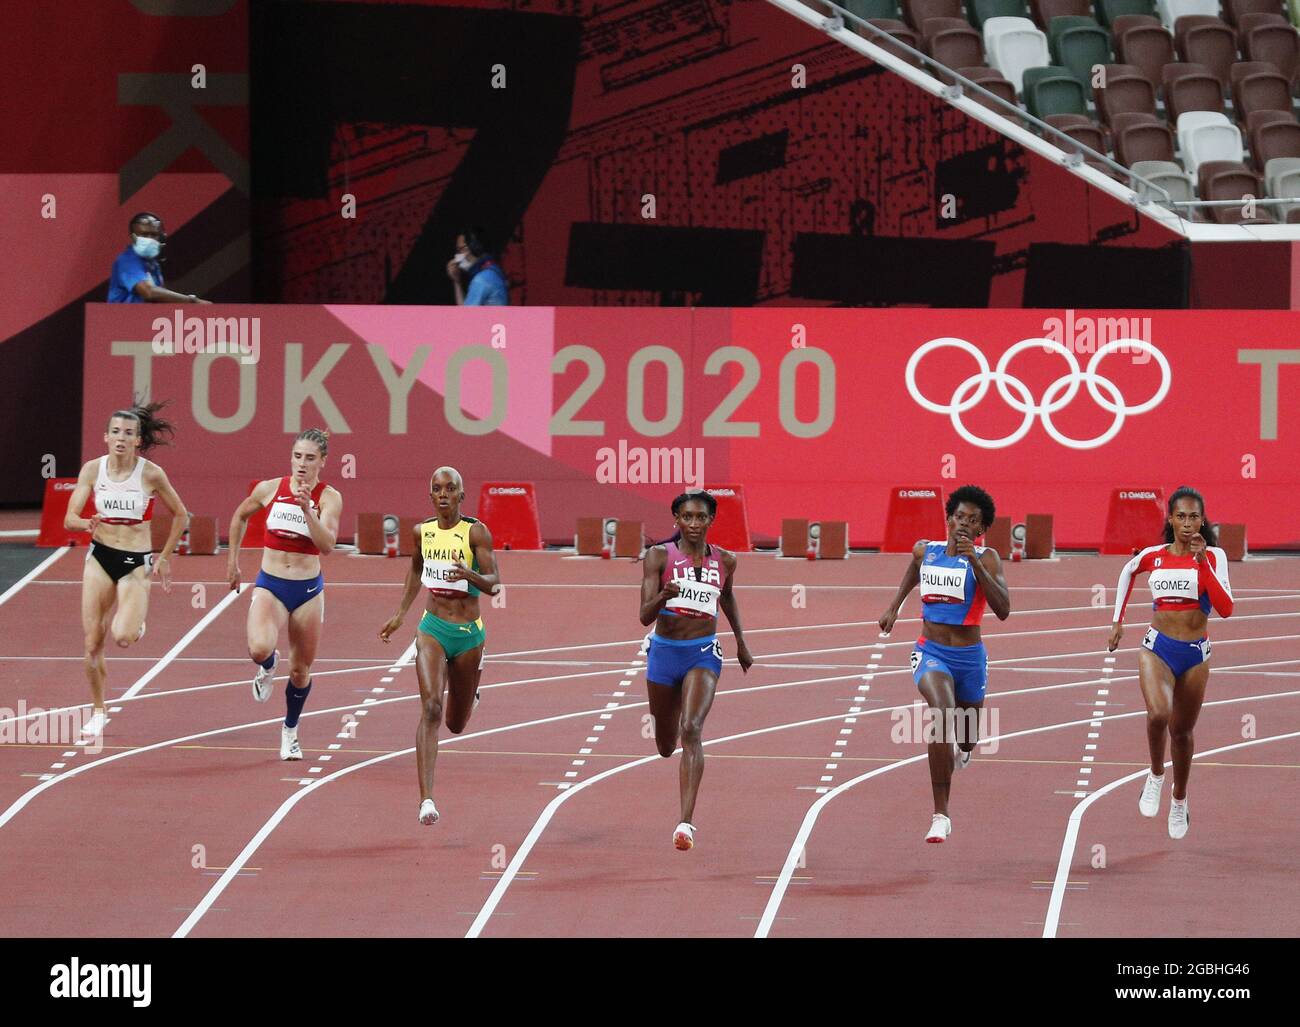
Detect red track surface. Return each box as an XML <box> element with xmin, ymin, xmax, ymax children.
<box><xmin>0</xmin><ymin>547</ymin><xmax>1295</xmax><ymax>937</ymax></box>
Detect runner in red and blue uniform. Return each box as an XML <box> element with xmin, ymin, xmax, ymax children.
<box><xmin>639</xmin><ymin>492</ymin><xmax>753</xmax><ymax>852</ymax></box>
<box><xmin>1109</xmin><ymin>486</ymin><xmax>1233</xmax><ymax>840</ymax></box>
<box><xmin>879</xmin><ymin>485</ymin><xmax>1011</xmax><ymax>843</ymax></box>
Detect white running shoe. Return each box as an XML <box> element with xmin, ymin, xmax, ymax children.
<box><xmin>952</xmin><ymin>741</ymin><xmax>971</xmax><ymax>772</ymax></box>
<box><xmin>474</xmin><ymin>689</ymin><xmax>481</xmax><ymax>711</ymax></box>
<box><xmin>1139</xmin><ymin>772</ymin><xmax>1164</xmax><ymax>817</ymax></box>
<box><xmin>1168</xmin><ymin>797</ymin><xmax>1190</xmax><ymax>839</ymax></box>
<box><xmin>925</xmin><ymin>813</ymin><xmax>952</xmax><ymax>843</ymax></box>
<box><xmin>81</xmin><ymin>710</ymin><xmax>106</xmax><ymax>739</ymax></box>
<box><xmin>280</xmin><ymin>726</ymin><xmax>302</xmax><ymax>761</ymax></box>
<box><xmin>252</xmin><ymin>650</ymin><xmax>278</xmax><ymax>703</ymax></box>
<box><xmin>135</xmin><ymin>622</ymin><xmax>146</xmax><ymax>642</ymax></box>
<box><xmin>673</xmin><ymin>822</ymin><xmax>695</xmax><ymax>851</ymax></box>
<box><xmin>418</xmin><ymin>798</ymin><xmax>440</xmax><ymax>825</ymax></box>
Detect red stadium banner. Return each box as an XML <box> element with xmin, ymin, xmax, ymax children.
<box><xmin>81</xmin><ymin>305</ymin><xmax>1300</xmax><ymax>549</ymax></box>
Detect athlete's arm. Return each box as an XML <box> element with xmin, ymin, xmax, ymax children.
<box><xmin>716</xmin><ymin>549</ymin><xmax>752</xmax><ymax>673</ymax></box>
<box><xmin>63</xmin><ymin>461</ymin><xmax>101</xmax><ymax>534</ymax></box>
<box><xmin>299</xmin><ymin>484</ymin><xmax>341</xmax><ymax>555</ymax></box>
<box><xmin>879</xmin><ymin>540</ymin><xmax>925</xmax><ymax>634</ymax></box>
<box><xmin>971</xmin><ymin>548</ymin><xmax>1011</xmax><ymax>620</ymax></box>
<box><xmin>145</xmin><ymin>463</ymin><xmax>189</xmax><ymax>594</ymax></box>
<box><xmin>454</xmin><ymin>521</ymin><xmax>500</xmax><ymax>595</ymax></box>
<box><xmin>1108</xmin><ymin>547</ymin><xmax>1154</xmax><ymax>650</ymax></box>
<box><xmin>1197</xmin><ymin>543</ymin><xmax>1234</xmax><ymax>618</ymax></box>
<box><xmin>639</xmin><ymin>546</ymin><xmax>679</xmax><ymax>625</ymax></box>
<box><xmin>380</xmin><ymin>523</ymin><xmax>427</xmax><ymax>642</ymax></box>
<box><xmin>227</xmin><ymin>478</ymin><xmax>277</xmax><ymax>590</ymax></box>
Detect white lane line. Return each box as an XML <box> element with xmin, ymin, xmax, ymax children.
<box><xmin>1041</xmin><ymin>727</ymin><xmax>1300</xmax><ymax>938</ymax></box>
<box><xmin>0</xmin><ymin>548</ymin><xmax>68</xmax><ymax>609</ymax></box>
<box><xmin>121</xmin><ymin>587</ymin><xmax>243</xmax><ymax>701</ymax></box>
<box><xmin>755</xmin><ymin>688</ymin><xmax>1300</xmax><ymax>938</ymax></box>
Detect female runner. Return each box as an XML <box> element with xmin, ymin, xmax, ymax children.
<box><xmin>64</xmin><ymin>401</ymin><xmax>188</xmax><ymax>736</ymax></box>
<box><xmin>878</xmin><ymin>485</ymin><xmax>1010</xmax><ymax>843</ymax></box>
<box><xmin>1109</xmin><ymin>486</ymin><xmax>1233</xmax><ymax>839</ymax></box>
<box><xmin>227</xmin><ymin>429</ymin><xmax>341</xmax><ymax>761</ymax></box>
<box><xmin>379</xmin><ymin>467</ymin><xmax>500</xmax><ymax>825</ymax></box>
<box><xmin>639</xmin><ymin>491</ymin><xmax>752</xmax><ymax>851</ymax></box>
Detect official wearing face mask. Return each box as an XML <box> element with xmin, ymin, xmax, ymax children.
<box><xmin>445</xmin><ymin>229</ymin><xmax>509</xmax><ymax>306</ymax></box>
<box><xmin>107</xmin><ymin>213</ymin><xmax>211</xmax><ymax>304</ymax></box>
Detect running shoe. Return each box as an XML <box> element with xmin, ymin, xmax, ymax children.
<box><xmin>418</xmin><ymin>798</ymin><xmax>440</xmax><ymax>826</ymax></box>
<box><xmin>280</xmin><ymin>725</ymin><xmax>302</xmax><ymax>761</ymax></box>
<box><xmin>1168</xmin><ymin>797</ymin><xmax>1190</xmax><ymax>840</ymax></box>
<box><xmin>135</xmin><ymin>622</ymin><xmax>146</xmax><ymax>642</ymax></box>
<box><xmin>673</xmin><ymin>822</ymin><xmax>695</xmax><ymax>850</ymax></box>
<box><xmin>81</xmin><ymin>710</ymin><xmax>106</xmax><ymax>739</ymax></box>
<box><xmin>925</xmin><ymin>813</ymin><xmax>952</xmax><ymax>843</ymax></box>
<box><xmin>952</xmin><ymin>740</ymin><xmax>971</xmax><ymax>772</ymax></box>
<box><xmin>1138</xmin><ymin>772</ymin><xmax>1164</xmax><ymax>818</ymax></box>
<box><xmin>474</xmin><ymin>689</ymin><xmax>481</xmax><ymax>711</ymax></box>
<box><xmin>253</xmin><ymin>650</ymin><xmax>278</xmax><ymax>703</ymax></box>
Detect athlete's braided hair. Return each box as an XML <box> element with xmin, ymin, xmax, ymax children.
<box><xmin>296</xmin><ymin>428</ymin><xmax>330</xmax><ymax>457</ymax></box>
<box><xmin>1163</xmin><ymin>486</ymin><xmax>1217</xmax><ymax>547</ymax></box>
<box><xmin>108</xmin><ymin>398</ymin><xmax>174</xmax><ymax>454</ymax></box>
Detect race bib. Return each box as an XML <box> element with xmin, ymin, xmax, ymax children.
<box><xmin>422</xmin><ymin>559</ymin><xmax>469</xmax><ymax>594</ymax></box>
<box><xmin>1148</xmin><ymin>568</ymin><xmax>1198</xmax><ymax>601</ymax></box>
<box><xmin>910</xmin><ymin>650</ymin><xmax>922</xmax><ymax>672</ymax></box>
<box><xmin>666</xmin><ymin>579</ymin><xmax>721</xmax><ymax>617</ymax></box>
<box><xmin>266</xmin><ymin>499</ymin><xmax>312</xmax><ymax>538</ymax></box>
<box><xmin>920</xmin><ymin>563</ymin><xmax>967</xmax><ymax>603</ymax></box>
<box><xmin>1142</xmin><ymin>627</ymin><xmax>1158</xmax><ymax>651</ymax></box>
<box><xmin>95</xmin><ymin>492</ymin><xmax>149</xmax><ymax>522</ymax></box>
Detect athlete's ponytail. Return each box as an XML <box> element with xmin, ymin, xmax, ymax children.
<box><xmin>108</xmin><ymin>398</ymin><xmax>175</xmax><ymax>454</ymax></box>
<box><xmin>296</xmin><ymin>428</ymin><xmax>330</xmax><ymax>456</ymax></box>
<box><xmin>1163</xmin><ymin>486</ymin><xmax>1217</xmax><ymax>547</ymax></box>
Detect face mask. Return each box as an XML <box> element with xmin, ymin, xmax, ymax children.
<box><xmin>133</xmin><ymin>235</ymin><xmax>162</xmax><ymax>259</ymax></box>
<box><xmin>455</xmin><ymin>252</ymin><xmax>475</xmax><ymax>270</ymax></box>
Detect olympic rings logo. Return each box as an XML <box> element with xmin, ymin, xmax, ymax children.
<box><xmin>904</xmin><ymin>337</ymin><xmax>1172</xmax><ymax>450</ymax></box>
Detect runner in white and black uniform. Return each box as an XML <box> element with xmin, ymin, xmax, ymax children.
<box><xmin>63</xmin><ymin>401</ymin><xmax>189</xmax><ymax>737</ymax></box>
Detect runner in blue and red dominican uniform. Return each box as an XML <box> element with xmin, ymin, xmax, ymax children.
<box><xmin>879</xmin><ymin>485</ymin><xmax>1011</xmax><ymax>843</ymax></box>
<box><xmin>639</xmin><ymin>491</ymin><xmax>753</xmax><ymax>852</ymax></box>
<box><xmin>1109</xmin><ymin>486</ymin><xmax>1233</xmax><ymax>840</ymax></box>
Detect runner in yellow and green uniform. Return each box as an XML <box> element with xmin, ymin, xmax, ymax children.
<box><xmin>380</xmin><ymin>466</ymin><xmax>500</xmax><ymax>826</ymax></box>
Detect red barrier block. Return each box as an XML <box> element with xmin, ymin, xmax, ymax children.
<box><xmin>984</xmin><ymin>516</ymin><xmax>1012</xmax><ymax>559</ymax></box>
<box><xmin>398</xmin><ymin>516</ymin><xmax>422</xmax><ymax>557</ymax></box>
<box><xmin>37</xmin><ymin>478</ymin><xmax>93</xmax><ymax>548</ymax></box>
<box><xmin>575</xmin><ymin>517</ymin><xmax>604</xmax><ymax>556</ymax></box>
<box><xmin>1218</xmin><ymin>523</ymin><xmax>1247</xmax><ymax>561</ymax></box>
<box><xmin>613</xmin><ymin>520</ymin><xmax>643</xmax><ymax>558</ymax></box>
<box><xmin>1025</xmin><ymin>513</ymin><xmax>1055</xmax><ymax>559</ymax></box>
<box><xmin>1102</xmin><ymin>488</ymin><xmax>1164</xmax><ymax>555</ymax></box>
<box><xmin>242</xmin><ymin>479</ymin><xmax>268</xmax><ymax>548</ymax></box>
<box><xmin>818</xmin><ymin>521</ymin><xmax>849</xmax><ymax>560</ymax></box>
<box><xmin>780</xmin><ymin>519</ymin><xmax>810</xmax><ymax>558</ymax></box>
<box><xmin>356</xmin><ymin>513</ymin><xmax>387</xmax><ymax>555</ymax></box>
<box><xmin>704</xmin><ymin>484</ymin><xmax>751</xmax><ymax>552</ymax></box>
<box><xmin>477</xmin><ymin>483</ymin><xmax>542</xmax><ymax>550</ymax></box>
<box><xmin>882</xmin><ymin>486</ymin><xmax>946</xmax><ymax>553</ymax></box>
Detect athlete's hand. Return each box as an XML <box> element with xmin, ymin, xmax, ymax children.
<box><xmin>1189</xmin><ymin>533</ymin><xmax>1207</xmax><ymax>562</ymax></box>
<box><xmin>83</xmin><ymin>514</ymin><xmax>101</xmax><ymax>535</ymax></box>
<box><xmin>954</xmin><ymin>531</ymin><xmax>977</xmax><ymax>562</ymax></box>
<box><xmin>444</xmin><ymin>559</ymin><xmax>470</xmax><ymax>583</ymax></box>
<box><xmin>379</xmin><ymin>615</ymin><xmax>404</xmax><ymax>642</ymax></box>
<box><xmin>661</xmin><ymin>580</ymin><xmax>681</xmax><ymax>602</ymax></box>
<box><xmin>1107</xmin><ymin>622</ymin><xmax>1123</xmax><ymax>652</ymax></box>
<box><xmin>152</xmin><ymin>554</ymin><xmax>173</xmax><ymax>594</ymax></box>
<box><xmin>294</xmin><ymin>483</ymin><xmax>313</xmax><ymax>512</ymax></box>
<box><xmin>878</xmin><ymin>607</ymin><xmax>898</xmax><ymax>635</ymax></box>
<box><xmin>227</xmin><ymin>565</ymin><xmax>241</xmax><ymax>593</ymax></box>
<box><xmin>736</xmin><ymin>642</ymin><xmax>754</xmax><ymax>674</ymax></box>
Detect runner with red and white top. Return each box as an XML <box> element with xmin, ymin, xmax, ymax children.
<box><xmin>639</xmin><ymin>491</ymin><xmax>753</xmax><ymax>851</ymax></box>
<box><xmin>227</xmin><ymin>429</ymin><xmax>342</xmax><ymax>761</ymax></box>
<box><xmin>1108</xmin><ymin>486</ymin><xmax>1233</xmax><ymax>840</ymax></box>
<box><xmin>63</xmin><ymin>401</ymin><xmax>189</xmax><ymax>737</ymax></box>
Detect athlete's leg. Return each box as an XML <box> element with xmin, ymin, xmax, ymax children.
<box><xmin>646</xmin><ymin>680</ymin><xmax>683</xmax><ymax>758</ymax></box>
<box><xmin>415</xmin><ymin>630</ymin><xmax>451</xmax><ymax>802</ymax></box>
<box><xmin>282</xmin><ymin>593</ymin><xmax>323</xmax><ymax>732</ymax></box>
<box><xmin>954</xmin><ymin>700</ymin><xmax>984</xmax><ymax>752</ymax></box>
<box><xmin>110</xmin><ymin>565</ymin><xmax>151</xmax><ymax>647</ymax></box>
<box><xmin>1168</xmin><ymin>661</ymin><xmax>1210</xmax><ymax>801</ymax></box>
<box><xmin>677</xmin><ymin>666</ymin><xmax>719</xmax><ymax>824</ymax></box>
<box><xmin>444</xmin><ymin>643</ymin><xmax>483</xmax><ymax>734</ymax></box>
<box><xmin>80</xmin><ymin>558</ymin><xmax>117</xmax><ymax>712</ymax></box>
<box><xmin>247</xmin><ymin>586</ymin><xmax>289</xmax><ymax>666</ymax></box>
<box><xmin>917</xmin><ymin>671</ymin><xmax>958</xmax><ymax>816</ymax></box>
<box><xmin>1137</xmin><ymin>649</ymin><xmax>1176</xmax><ymax>777</ymax></box>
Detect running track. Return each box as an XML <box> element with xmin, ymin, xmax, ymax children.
<box><xmin>0</xmin><ymin>548</ymin><xmax>1295</xmax><ymax>937</ymax></box>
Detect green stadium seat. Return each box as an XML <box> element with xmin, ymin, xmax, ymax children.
<box><xmin>969</xmin><ymin>0</ymin><xmax>1031</xmax><ymax>30</ymax></box>
<box><xmin>1096</xmin><ymin>0</ymin><xmax>1157</xmax><ymax>27</ymax></box>
<box><xmin>1023</xmin><ymin>65</ymin><xmax>1090</xmax><ymax>116</ymax></box>
<box><xmin>1049</xmin><ymin>16</ymin><xmax>1115</xmax><ymax>86</ymax></box>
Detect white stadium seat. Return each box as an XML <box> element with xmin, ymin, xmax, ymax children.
<box><xmin>1176</xmin><ymin>110</ymin><xmax>1243</xmax><ymax>174</ymax></box>
<box><xmin>1157</xmin><ymin>0</ymin><xmax>1223</xmax><ymax>33</ymax></box>
<box><xmin>1130</xmin><ymin>160</ymin><xmax>1196</xmax><ymax>204</ymax></box>
<box><xmin>984</xmin><ymin>17</ymin><xmax>1050</xmax><ymax>94</ymax></box>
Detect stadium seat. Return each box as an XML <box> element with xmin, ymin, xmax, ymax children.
<box><xmin>970</xmin><ymin>0</ymin><xmax>1032</xmax><ymax>30</ymax></box>
<box><xmin>866</xmin><ymin>19</ymin><xmax>926</xmax><ymax>65</ymax></box>
<box><xmin>1174</xmin><ymin>17</ymin><xmax>1240</xmax><ymax>92</ymax></box>
<box><xmin>1290</xmin><ymin>0</ymin><xmax>1300</xmax><ymax>27</ymax></box>
<box><xmin>905</xmin><ymin>0</ymin><xmax>965</xmax><ymax>30</ymax></box>
<box><xmin>1110</xmin><ymin>13</ymin><xmax>1164</xmax><ymax>38</ymax></box>
<box><xmin>1223</xmin><ymin>0</ymin><xmax>1287</xmax><ymax>27</ymax></box>
<box><xmin>1023</xmin><ymin>63</ymin><xmax>1091</xmax><ymax>113</ymax></box>
<box><xmin>844</xmin><ymin>0</ymin><xmax>905</xmax><ymax>22</ymax></box>
<box><xmin>1251</xmin><ymin>117</ymin><xmax>1300</xmax><ymax>167</ymax></box>
<box><xmin>927</xmin><ymin>18</ymin><xmax>987</xmax><ymax>69</ymax></box>
<box><xmin>1111</xmin><ymin>109</ymin><xmax>1166</xmax><ymax>131</ymax></box>
<box><xmin>1095</xmin><ymin>63</ymin><xmax>1159</xmax><ymax>123</ymax></box>
<box><xmin>1097</xmin><ymin>0</ymin><xmax>1158</xmax><ymax>27</ymax></box>
<box><xmin>1230</xmin><ymin>62</ymin><xmax>1294</xmax><ymax>122</ymax></box>
<box><xmin>1244</xmin><ymin>23</ymin><xmax>1300</xmax><ymax>84</ymax></box>
<box><xmin>1198</xmin><ymin>160</ymin><xmax>1275</xmax><ymax>220</ymax></box>
<box><xmin>1116</xmin><ymin>119</ymin><xmax>1178</xmax><ymax>162</ymax></box>
<box><xmin>1032</xmin><ymin>0</ymin><xmax>1092</xmax><ymax>30</ymax></box>
<box><xmin>1116</xmin><ymin>24</ymin><xmax>1177</xmax><ymax>91</ymax></box>
<box><xmin>1049</xmin><ymin>16</ymin><xmax>1115</xmax><ymax>85</ymax></box>
<box><xmin>1177</xmin><ymin>110</ymin><xmax>1245</xmax><ymax>172</ymax></box>
<box><xmin>1046</xmin><ymin>111</ymin><xmax>1110</xmax><ymax>148</ymax></box>
<box><xmin>985</xmin><ymin>16</ymin><xmax>1052</xmax><ymax>90</ymax></box>
<box><xmin>1163</xmin><ymin>62</ymin><xmax>1226</xmax><ymax>120</ymax></box>
<box><xmin>1156</xmin><ymin>0</ymin><xmax>1222</xmax><ymax>33</ymax></box>
<box><xmin>1130</xmin><ymin>159</ymin><xmax>1197</xmax><ymax>203</ymax></box>
<box><xmin>1237</xmin><ymin>11</ymin><xmax>1291</xmax><ymax>36</ymax></box>
<box><xmin>960</xmin><ymin>65</ymin><xmax>1022</xmax><ymax>109</ymax></box>
<box><xmin>1264</xmin><ymin>155</ymin><xmax>1300</xmax><ymax>216</ymax></box>
<box><xmin>1245</xmin><ymin>107</ymin><xmax>1297</xmax><ymax>133</ymax></box>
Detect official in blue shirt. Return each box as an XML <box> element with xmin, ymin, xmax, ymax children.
<box><xmin>108</xmin><ymin>213</ymin><xmax>210</xmax><ymax>304</ymax></box>
<box><xmin>446</xmin><ymin>228</ymin><xmax>509</xmax><ymax>306</ymax></box>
